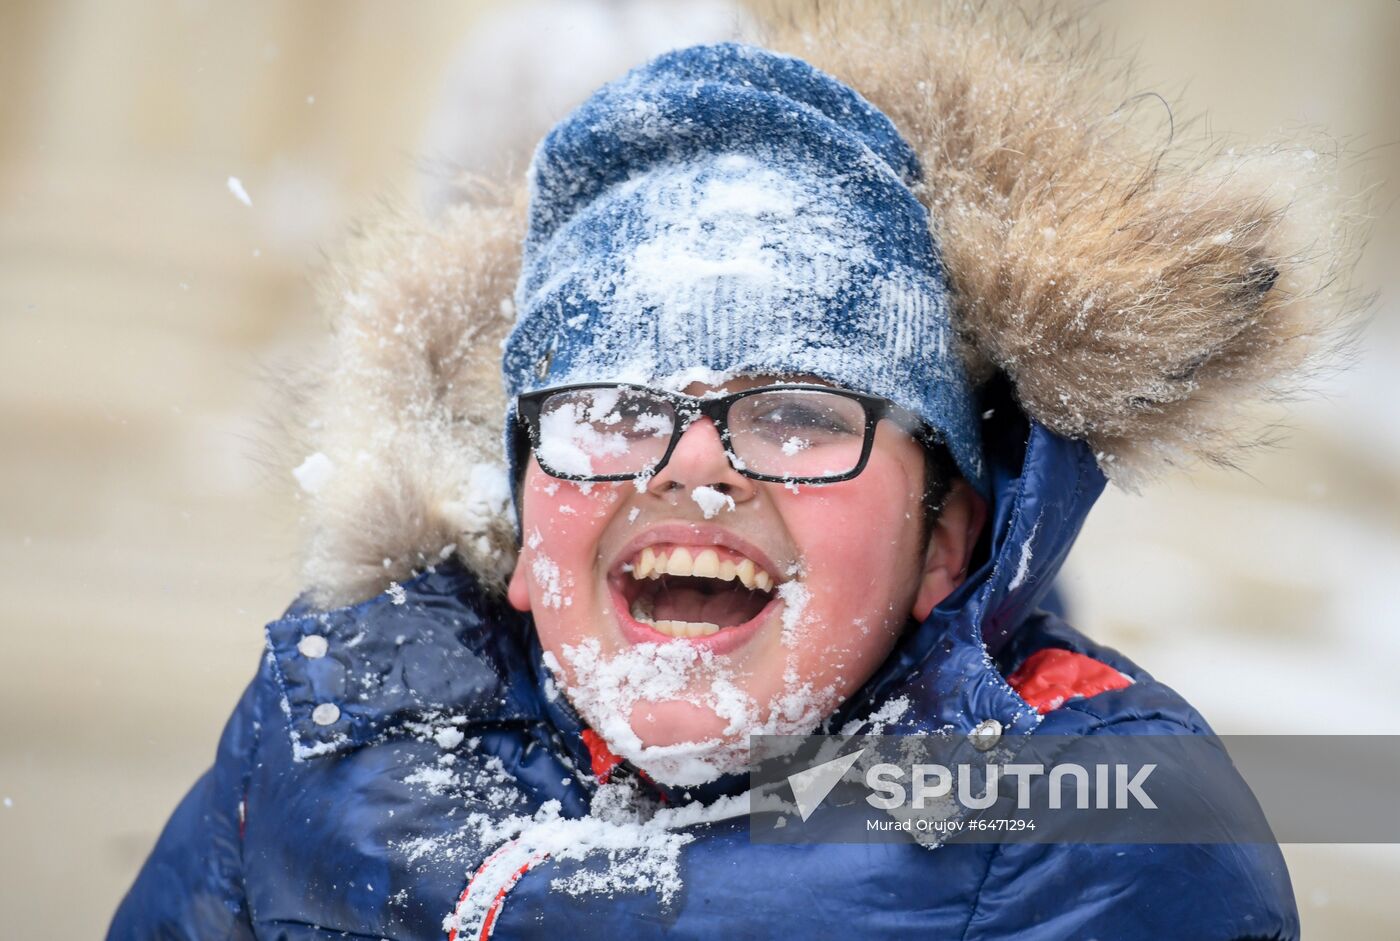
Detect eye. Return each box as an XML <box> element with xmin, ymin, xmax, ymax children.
<box><xmin>742</xmin><ymin>394</ymin><xmax>862</xmax><ymax>440</ymax></box>
<box><xmin>724</xmin><ymin>389</ymin><xmax>871</xmax><ymax>479</ymax></box>
<box><xmin>607</xmin><ymin>393</ymin><xmax>676</xmax><ymax>440</ymax></box>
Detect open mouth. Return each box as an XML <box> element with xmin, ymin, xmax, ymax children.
<box><xmin>611</xmin><ymin>544</ymin><xmax>780</xmax><ymax>642</ymax></box>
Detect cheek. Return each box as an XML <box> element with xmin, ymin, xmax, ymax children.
<box><xmin>767</xmin><ymin>456</ymin><xmax>924</xmax><ymax>680</ymax></box>
<box><xmin>783</xmin><ymin>458</ymin><xmax>920</xmax><ymax>581</ymax></box>
<box><xmin>518</xmin><ymin>470</ymin><xmax>625</xmax><ymax>648</ymax></box>
<box><xmin>521</xmin><ymin>474</ymin><xmax>619</xmax><ymax>534</ymax></box>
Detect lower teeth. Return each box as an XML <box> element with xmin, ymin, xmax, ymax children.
<box><xmin>630</xmin><ymin>598</ymin><xmax>721</xmax><ymax>638</ymax></box>
<box><xmin>653</xmin><ymin>620</ymin><xmax>721</xmax><ymax>638</ymax></box>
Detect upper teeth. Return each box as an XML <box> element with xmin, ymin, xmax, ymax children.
<box><xmin>630</xmin><ymin>546</ymin><xmax>773</xmax><ymax>591</ymax></box>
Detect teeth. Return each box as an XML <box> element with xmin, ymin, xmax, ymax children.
<box><xmin>667</xmin><ymin>547</ymin><xmax>694</xmax><ymax>576</ymax></box>
<box><xmin>628</xmin><ymin>596</ymin><xmax>719</xmax><ymax>637</ymax></box>
<box><xmin>652</xmin><ymin>619</ymin><xmax>720</xmax><ymax>638</ymax></box>
<box><xmin>625</xmin><ymin>544</ymin><xmax>775</xmax><ymax>590</ymax></box>
<box><xmin>693</xmin><ymin>549</ymin><xmax>720</xmax><ymax>578</ymax></box>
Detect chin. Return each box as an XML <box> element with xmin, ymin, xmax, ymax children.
<box><xmin>629</xmin><ymin>699</ymin><xmax>730</xmax><ymax>748</ymax></box>
<box><xmin>612</xmin><ymin>699</ymin><xmax>753</xmax><ymax>788</ymax></box>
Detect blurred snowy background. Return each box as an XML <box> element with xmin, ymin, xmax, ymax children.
<box><xmin>0</xmin><ymin>1</ymin><xmax>1396</xmax><ymax>936</ymax></box>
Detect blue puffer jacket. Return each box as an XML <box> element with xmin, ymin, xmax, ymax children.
<box><xmin>108</xmin><ymin>402</ymin><xmax>1298</xmax><ymax>940</ymax></box>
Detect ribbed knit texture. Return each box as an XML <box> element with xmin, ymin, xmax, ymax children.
<box><xmin>503</xmin><ymin>43</ymin><xmax>984</xmax><ymax>490</ymax></box>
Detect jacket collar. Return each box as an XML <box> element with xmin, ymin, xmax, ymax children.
<box><xmin>829</xmin><ymin>394</ymin><xmax>1107</xmax><ymax>742</ymax></box>
<box><xmin>264</xmin><ymin>564</ymin><xmax>539</xmax><ymax>760</ymax></box>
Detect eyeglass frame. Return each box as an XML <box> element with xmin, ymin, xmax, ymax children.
<box><xmin>514</xmin><ymin>381</ymin><xmax>935</xmax><ymax>485</ymax></box>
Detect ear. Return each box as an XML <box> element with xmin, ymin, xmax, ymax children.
<box><xmin>912</xmin><ymin>480</ymin><xmax>987</xmax><ymax>621</ymax></box>
<box><xmin>507</xmin><ymin>550</ymin><xmax>532</xmax><ymax>613</ymax></box>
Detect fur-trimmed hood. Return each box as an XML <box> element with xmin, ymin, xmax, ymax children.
<box><xmin>285</xmin><ymin>1</ymin><xmax>1361</xmax><ymax>609</ymax></box>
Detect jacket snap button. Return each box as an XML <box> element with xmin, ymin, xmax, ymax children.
<box><xmin>969</xmin><ymin>718</ymin><xmax>1002</xmax><ymax>751</ymax></box>
<box><xmin>297</xmin><ymin>634</ymin><xmax>329</xmax><ymax>659</ymax></box>
<box><xmin>312</xmin><ymin>703</ymin><xmax>341</xmax><ymax>726</ymax></box>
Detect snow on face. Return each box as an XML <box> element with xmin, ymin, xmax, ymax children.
<box><xmin>690</xmin><ymin>485</ymin><xmax>734</xmax><ymax>519</ymax></box>
<box><xmin>526</xmin><ymin>527</ymin><xmax>574</xmax><ymax>610</ymax></box>
<box><xmin>551</xmin><ymin>637</ymin><xmax>839</xmax><ymax>786</ymax></box>
<box><xmin>537</xmin><ymin>391</ymin><xmax>632</xmax><ymax>477</ymax></box>
<box><xmin>508</xmin><ymin>373</ymin><xmax>934</xmax><ymax>787</ymax></box>
<box><xmin>536</xmin><ymin>387</ymin><xmax>675</xmax><ymax>478</ymax></box>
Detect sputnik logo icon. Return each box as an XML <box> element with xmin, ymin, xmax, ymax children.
<box><xmin>786</xmin><ymin>748</ymin><xmax>866</xmax><ymax>822</ymax></box>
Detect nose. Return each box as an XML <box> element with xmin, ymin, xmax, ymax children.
<box><xmin>647</xmin><ymin>417</ymin><xmax>756</xmax><ymax>504</ymax></box>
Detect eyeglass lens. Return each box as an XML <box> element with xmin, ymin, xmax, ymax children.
<box><xmin>534</xmin><ymin>387</ymin><xmax>870</xmax><ymax>481</ymax></box>
<box><xmin>728</xmin><ymin>389</ymin><xmax>868</xmax><ymax>479</ymax></box>
<box><xmin>536</xmin><ymin>387</ymin><xmax>676</xmax><ymax>477</ymax></box>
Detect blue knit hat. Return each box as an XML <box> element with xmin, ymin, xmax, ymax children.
<box><xmin>502</xmin><ymin>42</ymin><xmax>986</xmax><ymax>493</ymax></box>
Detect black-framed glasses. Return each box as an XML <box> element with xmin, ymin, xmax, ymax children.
<box><xmin>516</xmin><ymin>382</ymin><xmax>927</xmax><ymax>484</ymax></box>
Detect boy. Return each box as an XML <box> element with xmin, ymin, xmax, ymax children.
<box><xmin>111</xmin><ymin>6</ymin><xmax>1351</xmax><ymax>939</ymax></box>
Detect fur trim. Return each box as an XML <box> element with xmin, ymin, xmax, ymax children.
<box><xmin>760</xmin><ymin>0</ymin><xmax>1364</xmax><ymax>483</ymax></box>
<box><xmin>286</xmin><ymin>183</ymin><xmax>527</xmax><ymax>608</ymax></box>
<box><xmin>284</xmin><ymin>2</ymin><xmax>1363</xmax><ymax>607</ymax></box>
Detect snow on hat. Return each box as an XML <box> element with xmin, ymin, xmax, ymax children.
<box><xmin>502</xmin><ymin>42</ymin><xmax>985</xmax><ymax>492</ymax></box>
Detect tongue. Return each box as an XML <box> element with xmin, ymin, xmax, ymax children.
<box><xmin>651</xmin><ymin>579</ymin><xmax>768</xmax><ymax>627</ymax></box>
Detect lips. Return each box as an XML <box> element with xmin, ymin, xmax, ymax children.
<box><xmin>606</xmin><ymin>523</ymin><xmax>789</xmax><ymax>653</ymax></box>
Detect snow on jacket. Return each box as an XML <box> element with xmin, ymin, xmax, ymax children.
<box><xmin>109</xmin><ymin>3</ymin><xmax>1359</xmax><ymax>938</ymax></box>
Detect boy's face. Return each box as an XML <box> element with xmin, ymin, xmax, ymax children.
<box><xmin>507</xmin><ymin>374</ymin><xmax>984</xmax><ymax>785</ymax></box>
